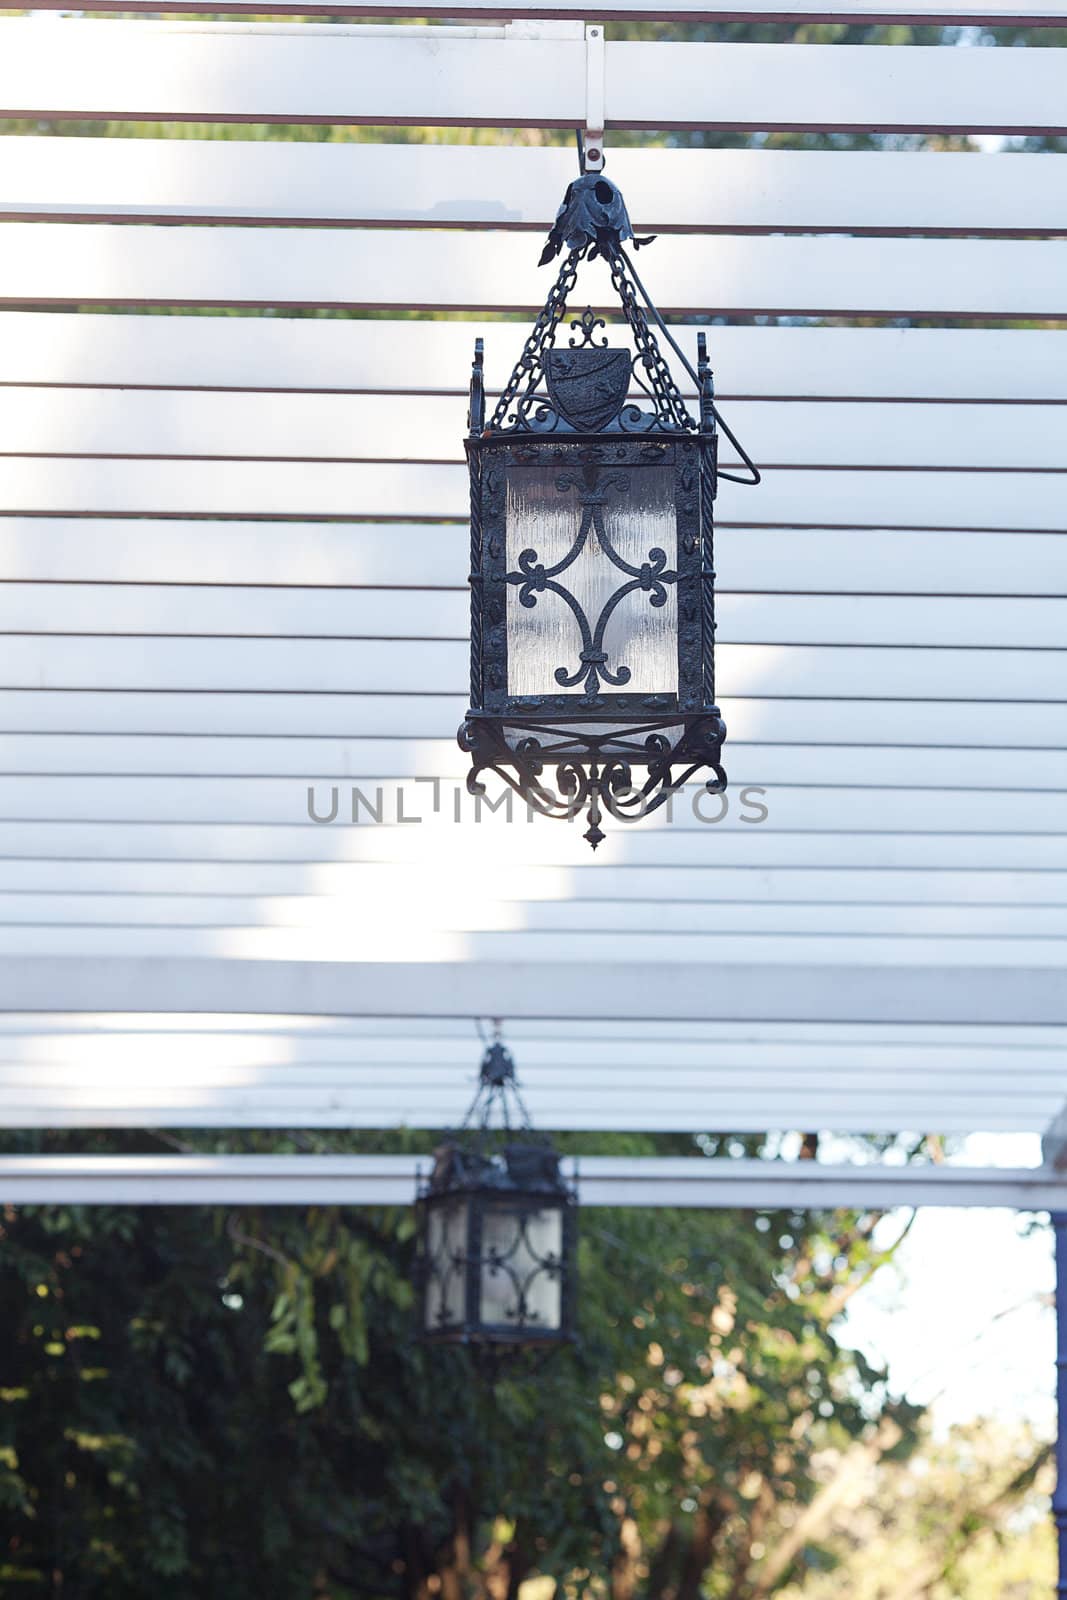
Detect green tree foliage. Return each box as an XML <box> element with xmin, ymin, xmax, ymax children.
<box><xmin>1</xmin><ymin>1129</ymin><xmax>933</xmax><ymax>1598</ymax></box>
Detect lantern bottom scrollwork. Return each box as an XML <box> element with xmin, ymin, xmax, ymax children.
<box><xmin>458</xmin><ymin>710</ymin><xmax>727</xmax><ymax>849</ymax></box>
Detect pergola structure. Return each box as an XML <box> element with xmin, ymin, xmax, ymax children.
<box><xmin>1</xmin><ymin>0</ymin><xmax>1066</xmax><ymax>1579</ymax></box>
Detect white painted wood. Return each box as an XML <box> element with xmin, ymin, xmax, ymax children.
<box><xmin>3</xmin><ymin>1014</ymin><xmax>1058</xmax><ymax>1044</ymax></box>
<box><xmin>2</xmin><ymin>1030</ymin><xmax>1063</xmax><ymax>1071</ymax></box>
<box><xmin>5</xmin><ymin>859</ymin><xmax>1067</xmax><ymax>907</ymax></box>
<box><xmin>6</xmin><ymin>141</ymin><xmax>1066</xmax><ymax>235</ymax></box>
<box><xmin>6</xmin><ymin>587</ymin><xmax>1067</xmax><ymax>650</ymax></box>
<box><xmin>0</xmin><ymin>777</ymin><xmax>1064</xmax><ymax>840</ymax></box>
<box><xmin>2</xmin><ymin>224</ymin><xmax>1065</xmax><ymax>317</ymax></box>
<box><xmin>3</xmin><ymin>955</ymin><xmax>1064</xmax><ymax>1023</ymax></box>
<box><xmin>0</xmin><ymin>1103</ymin><xmax>1048</xmax><ymax>1134</ymax></box>
<box><xmin>1</xmin><ymin>522</ymin><xmax>1064</xmax><ymax>596</ymax></box>
<box><xmin>2</xmin><ymin>1072</ymin><xmax>1052</xmax><ymax>1101</ymax></box>
<box><xmin>10</xmin><ymin>0</ymin><xmax>1067</xmax><ymax>20</ymax></box>
<box><xmin>2</xmin><ymin>635</ymin><xmax>1064</xmax><ymax>700</ymax></box>
<box><xmin>0</xmin><ymin>24</ymin><xmax>1064</xmax><ymax>134</ymax></box>
<box><xmin>4</xmin><ymin>736</ymin><xmax>1066</xmax><ymax>795</ymax></box>
<box><xmin>0</xmin><ymin>460</ymin><xmax>1061</xmax><ymax>528</ymax></box>
<box><xmin>3</xmin><ymin>389</ymin><xmax>1061</xmax><ymax>471</ymax></box>
<box><xmin>4</xmin><ymin>891</ymin><xmax>1067</xmax><ymax>938</ymax></box>
<box><xmin>2</xmin><ymin>1014</ymin><xmax>1062</xmax><ymax>1047</ymax></box>
<box><xmin>2</xmin><ymin>692</ymin><xmax>1065</xmax><ymax>753</ymax></box>
<box><xmin>2</xmin><ymin>316</ymin><xmax>1061</xmax><ymax>401</ymax></box>
<box><xmin>0</xmin><ymin>23</ymin><xmax>586</xmax><ymax>126</ymax></box>
<box><xmin>0</xmin><ymin>1155</ymin><xmax>1060</xmax><ymax>1211</ymax></box>
<box><xmin>0</xmin><ymin>919</ymin><xmax>1064</xmax><ymax>966</ymax></box>
<box><xmin>6</xmin><ymin>822</ymin><xmax>1067</xmax><ymax>872</ymax></box>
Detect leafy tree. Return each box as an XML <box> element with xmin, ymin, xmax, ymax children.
<box><xmin>776</xmin><ymin>1416</ymin><xmax>1054</xmax><ymax>1600</ymax></box>
<box><xmin>1</xmin><ymin>1128</ymin><xmax>932</xmax><ymax>1598</ymax></box>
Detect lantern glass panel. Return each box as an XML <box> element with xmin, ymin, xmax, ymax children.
<box><xmin>504</xmin><ymin>461</ymin><xmax>678</xmax><ymax>699</ymax></box>
<box><xmin>479</xmin><ymin>1201</ymin><xmax>564</xmax><ymax>1331</ymax></box>
<box><xmin>423</xmin><ymin>1196</ymin><xmax>469</xmax><ymax>1332</ymax></box>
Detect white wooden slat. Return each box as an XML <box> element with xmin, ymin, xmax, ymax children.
<box><xmin>4</xmin><ymin>738</ymin><xmax>1065</xmax><ymax>796</ymax></box>
<box><xmin>0</xmin><ymin>1060</ymin><xmax>1053</xmax><ymax>1108</ymax></box>
<box><xmin>2</xmin><ymin>316</ymin><xmax>1061</xmax><ymax>402</ymax></box>
<box><xmin>4</xmin><ymin>822</ymin><xmax>1065</xmax><ymax>870</ymax></box>
<box><xmin>5</xmin><ymin>1015</ymin><xmax>1058</xmax><ymax>1044</ymax></box>
<box><xmin>0</xmin><ymin>1098</ymin><xmax>1049</xmax><ymax>1135</ymax></box>
<box><xmin>0</xmin><ymin>1097</ymin><xmax>1050</xmax><ymax>1133</ymax></box>
<box><xmin>5</xmin><ymin>859</ymin><xmax>1067</xmax><ymax>907</ymax></box>
<box><xmin>3</xmin><ymin>954</ymin><xmax>1066</xmax><ymax>1024</ymax></box>
<box><xmin>0</xmin><ymin>461</ymin><xmax>1061</xmax><ymax>528</ymax></box>
<box><xmin>0</xmin><ymin>24</ymin><xmax>1064</xmax><ymax>135</ymax></box>
<box><xmin>0</xmin><ymin>924</ymin><xmax>1064</xmax><ymax>970</ymax></box>
<box><xmin>7</xmin><ymin>694</ymin><xmax>1065</xmax><ymax>752</ymax></box>
<box><xmin>1</xmin><ymin>1156</ymin><xmax>1060</xmax><ymax>1213</ymax></box>
<box><xmin>0</xmin><ymin>1067</ymin><xmax>1048</xmax><ymax>1099</ymax></box>
<box><xmin>6</xmin><ymin>588</ymin><xmax>1067</xmax><ymax>650</ymax></box>
<box><xmin>2</xmin><ymin>522</ymin><xmax>1064</xmax><ymax>596</ymax></box>
<box><xmin>3</xmin><ymin>636</ymin><xmax>1066</xmax><ymax>700</ymax></box>
<box><xmin>2</xmin><ymin>225</ymin><xmax>1065</xmax><ymax>317</ymax></box>
<box><xmin>6</xmin><ymin>141</ymin><xmax>1066</xmax><ymax>236</ymax></box>
<box><xmin>9</xmin><ymin>0</ymin><xmax>1067</xmax><ymax>23</ymax></box>
<box><xmin>0</xmin><ymin>775</ymin><xmax>1063</xmax><ymax>832</ymax></box>
<box><xmin>4</xmin><ymin>892</ymin><xmax>1067</xmax><ymax>938</ymax></box>
<box><xmin>7</xmin><ymin>1078</ymin><xmax>1036</xmax><ymax>1115</ymax></box>
<box><xmin>21</xmin><ymin>1062</ymin><xmax>1053</xmax><ymax>1090</ymax></box>
<box><xmin>3</xmin><ymin>1015</ymin><xmax>1063</xmax><ymax>1047</ymax></box>
<box><xmin>13</xmin><ymin>1046</ymin><xmax>1054</xmax><ymax>1082</ymax></box>
<box><xmin>3</xmin><ymin>1084</ymin><xmax>1050</xmax><ymax>1115</ymax></box>
<box><xmin>4</xmin><ymin>389</ymin><xmax>1061</xmax><ymax>471</ymax></box>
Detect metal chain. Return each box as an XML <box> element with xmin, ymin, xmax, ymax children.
<box><xmin>487</xmin><ymin>250</ymin><xmax>583</xmax><ymax>432</ymax></box>
<box><xmin>488</xmin><ymin>241</ymin><xmax>698</xmax><ymax>435</ymax></box>
<box><xmin>607</xmin><ymin>249</ymin><xmax>695</xmax><ymax>433</ymax></box>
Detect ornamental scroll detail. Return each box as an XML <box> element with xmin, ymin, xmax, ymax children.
<box><xmin>506</xmin><ymin>464</ymin><xmax>678</xmax><ymax>698</ymax></box>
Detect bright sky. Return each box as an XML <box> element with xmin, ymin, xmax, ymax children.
<box><xmin>842</xmin><ymin>1136</ymin><xmax>1056</xmax><ymax>1433</ymax></box>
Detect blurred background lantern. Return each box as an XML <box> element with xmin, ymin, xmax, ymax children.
<box><xmin>415</xmin><ymin>1032</ymin><xmax>577</xmax><ymax>1350</ymax></box>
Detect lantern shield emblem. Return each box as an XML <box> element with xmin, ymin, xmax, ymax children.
<box><xmin>545</xmin><ymin>347</ymin><xmax>632</xmax><ymax>433</ymax></box>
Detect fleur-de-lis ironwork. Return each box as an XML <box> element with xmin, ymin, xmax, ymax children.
<box><xmin>506</xmin><ymin>464</ymin><xmax>678</xmax><ymax>696</ymax></box>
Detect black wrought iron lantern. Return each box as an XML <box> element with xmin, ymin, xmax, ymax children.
<box><xmin>415</xmin><ymin>1037</ymin><xmax>577</xmax><ymax>1350</ymax></box>
<box><xmin>459</xmin><ymin>171</ymin><xmax>758</xmax><ymax>848</ymax></box>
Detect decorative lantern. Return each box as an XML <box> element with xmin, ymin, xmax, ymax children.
<box><xmin>459</xmin><ymin>172</ymin><xmax>758</xmax><ymax>848</ymax></box>
<box><xmin>415</xmin><ymin>1036</ymin><xmax>577</xmax><ymax>1350</ymax></box>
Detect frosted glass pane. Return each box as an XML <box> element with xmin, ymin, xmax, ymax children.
<box><xmin>479</xmin><ymin>1203</ymin><xmax>564</xmax><ymax>1331</ymax></box>
<box><xmin>424</xmin><ymin>1198</ymin><xmax>468</xmax><ymax>1331</ymax></box>
<box><xmin>505</xmin><ymin>463</ymin><xmax>678</xmax><ymax>699</ymax></box>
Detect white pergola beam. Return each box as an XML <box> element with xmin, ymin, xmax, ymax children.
<box><xmin>2</xmin><ymin>225</ymin><xmax>1065</xmax><ymax>319</ymax></box>
<box><xmin>0</xmin><ymin>460</ymin><xmax>1059</xmax><ymax>527</ymax></box>
<box><xmin>0</xmin><ymin>25</ymin><xmax>1064</xmax><ymax>135</ymax></box>
<box><xmin>0</xmin><ymin>1154</ymin><xmax>1062</xmax><ymax>1209</ymax></box>
<box><xmin>1</xmin><ymin>692</ymin><xmax>1064</xmax><ymax>754</ymax></box>
<box><xmin>3</xmin><ymin>957</ymin><xmax>1067</xmax><ymax>1024</ymax></box>
<box><xmin>3</xmin><ymin>392</ymin><xmax>1062</xmax><ymax>472</ymax></box>
<box><xmin>4</xmin><ymin>142</ymin><xmax>1066</xmax><ymax>236</ymax></box>
<box><xmin>7</xmin><ymin>0</ymin><xmax>1067</xmax><ymax>22</ymax></box>
<box><xmin>1</xmin><ymin>317</ymin><xmax>1061</xmax><ymax>401</ymax></box>
<box><xmin>5</xmin><ymin>525</ymin><xmax>1067</xmax><ymax>596</ymax></box>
